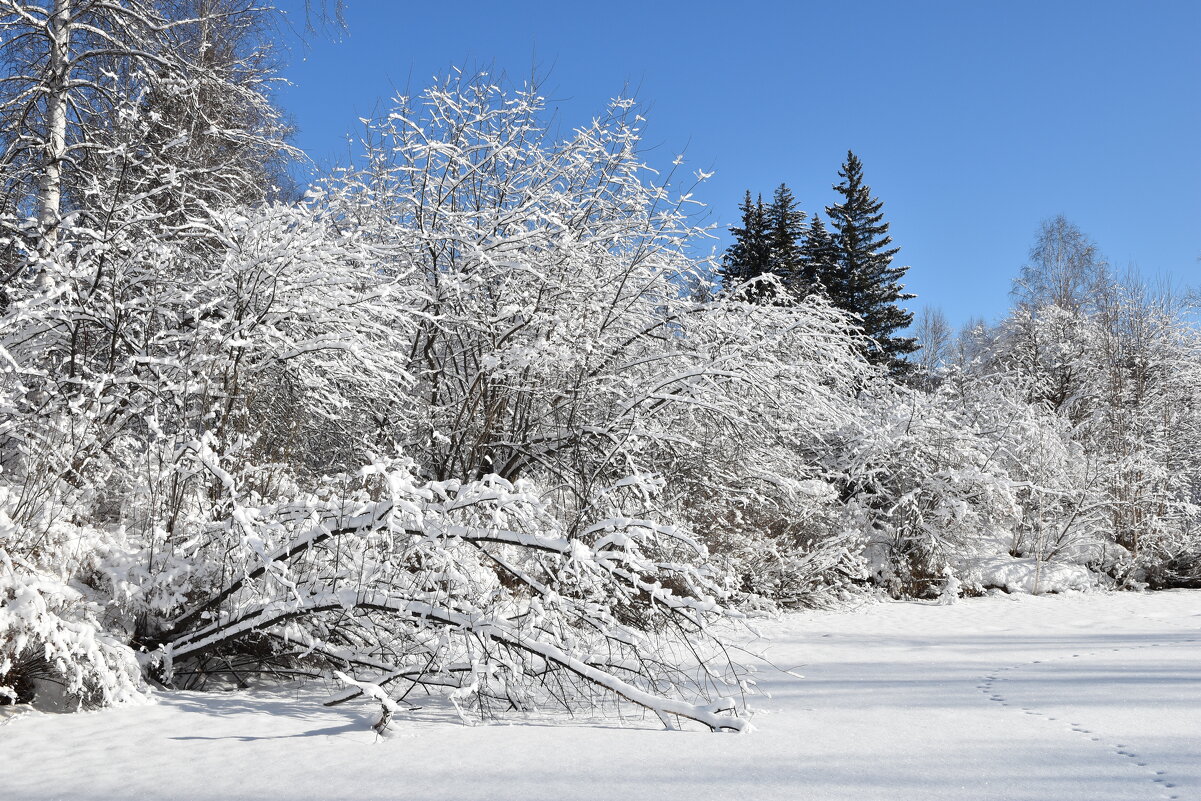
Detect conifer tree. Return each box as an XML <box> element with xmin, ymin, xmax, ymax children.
<box><xmin>766</xmin><ymin>183</ymin><xmax>806</xmax><ymax>292</ymax></box>
<box><xmin>824</xmin><ymin>150</ymin><xmax>917</xmax><ymax>371</ymax></box>
<box><xmin>719</xmin><ymin>190</ymin><xmax>770</xmax><ymax>298</ymax></box>
<box><xmin>722</xmin><ymin>184</ymin><xmax>808</xmax><ymax>303</ymax></box>
<box><xmin>799</xmin><ymin>213</ymin><xmax>838</xmax><ymax>297</ymax></box>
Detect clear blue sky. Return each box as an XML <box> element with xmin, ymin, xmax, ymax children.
<box><xmin>275</xmin><ymin>0</ymin><xmax>1200</xmax><ymax>328</ymax></box>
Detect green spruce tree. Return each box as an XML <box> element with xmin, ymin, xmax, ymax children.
<box><xmin>798</xmin><ymin>213</ymin><xmax>838</xmax><ymax>298</ymax></box>
<box><xmin>722</xmin><ymin>184</ymin><xmax>808</xmax><ymax>303</ymax></box>
<box><xmin>719</xmin><ymin>190</ymin><xmax>770</xmax><ymax>299</ymax></box>
<box><xmin>766</xmin><ymin>183</ymin><xmax>806</xmax><ymax>296</ymax></box>
<box><xmin>824</xmin><ymin>151</ymin><xmax>918</xmax><ymax>372</ymax></box>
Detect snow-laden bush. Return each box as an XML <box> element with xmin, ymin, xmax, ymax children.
<box><xmin>322</xmin><ymin>76</ymin><xmax>872</xmax><ymax>608</ymax></box>
<box><xmin>835</xmin><ymin>379</ymin><xmax>1015</xmax><ymax>597</ymax></box>
<box><xmin>0</xmin><ymin>497</ymin><xmax>146</xmax><ymax>709</ymax></box>
<box><xmin>654</xmin><ymin>291</ymin><xmax>871</xmax><ymax>606</ymax></box>
<box><xmin>151</xmin><ymin>458</ymin><xmax>748</xmax><ymax>730</ymax></box>
<box><xmin>0</xmin><ymin>201</ymin><xmax>413</xmax><ymax>708</ymax></box>
<box><xmin>965</xmin><ymin>556</ymin><xmax>1095</xmax><ymax>595</ymax></box>
<box><xmin>835</xmin><ymin>368</ymin><xmax>1121</xmax><ymax>598</ymax></box>
<box><xmin>2</xmin><ymin>73</ymin><xmax>841</xmax><ymax>722</ymax></box>
<box><xmin>981</xmin><ymin>273</ymin><xmax>1201</xmax><ymax>586</ymax></box>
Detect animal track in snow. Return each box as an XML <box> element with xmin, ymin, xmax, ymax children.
<box><xmin>977</xmin><ymin>635</ymin><xmax>1199</xmax><ymax>801</ymax></box>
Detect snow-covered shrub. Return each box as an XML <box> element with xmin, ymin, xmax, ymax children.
<box><xmin>0</xmin><ymin>498</ymin><xmax>146</xmax><ymax>709</ymax></box>
<box><xmin>323</xmin><ymin>76</ymin><xmax>872</xmax><ymax>608</ymax></box>
<box><xmin>836</xmin><ymin>380</ymin><xmax>1021</xmax><ymax>597</ymax></box>
<box><xmin>965</xmin><ymin>556</ymin><xmax>1095</xmax><ymax>595</ymax></box>
<box><xmin>0</xmin><ymin>201</ymin><xmax>410</xmax><ymax>705</ymax></box>
<box><xmin>980</xmin><ymin>271</ymin><xmax>1201</xmax><ymax>586</ymax></box>
<box><xmin>153</xmin><ymin>459</ymin><xmax>748</xmax><ymax>730</ymax></box>
<box><xmin>833</xmin><ymin>362</ymin><xmax>1125</xmax><ymax>599</ymax></box>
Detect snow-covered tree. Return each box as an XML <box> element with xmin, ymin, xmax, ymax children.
<box><xmin>321</xmin><ymin>75</ymin><xmax>870</xmax><ymax>562</ymax></box>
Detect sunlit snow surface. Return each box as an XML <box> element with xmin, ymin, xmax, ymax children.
<box><xmin>2</xmin><ymin>590</ymin><xmax>1198</xmax><ymax>801</ymax></box>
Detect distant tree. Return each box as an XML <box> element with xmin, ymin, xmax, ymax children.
<box><xmin>799</xmin><ymin>213</ymin><xmax>839</xmax><ymax>298</ymax></box>
<box><xmin>913</xmin><ymin>306</ymin><xmax>953</xmax><ymax>387</ymax></box>
<box><xmin>952</xmin><ymin>316</ymin><xmax>991</xmax><ymax>368</ymax></box>
<box><xmin>824</xmin><ymin>150</ymin><xmax>918</xmax><ymax>372</ymax></box>
<box><xmin>1002</xmin><ymin>217</ymin><xmax>1108</xmax><ymax>418</ymax></box>
<box><xmin>721</xmin><ymin>184</ymin><xmax>810</xmax><ymax>303</ymax></box>
<box><xmin>719</xmin><ymin>190</ymin><xmax>770</xmax><ymax>298</ymax></box>
<box><xmin>765</xmin><ymin>182</ymin><xmax>806</xmax><ymax>293</ymax></box>
<box><xmin>0</xmin><ymin>0</ymin><xmax>297</xmax><ymax>286</ymax></box>
<box><xmin>1013</xmin><ymin>214</ymin><xmax>1106</xmax><ymax>312</ymax></box>
<box><xmin>129</xmin><ymin>0</ymin><xmax>298</xmax><ymax>225</ymax></box>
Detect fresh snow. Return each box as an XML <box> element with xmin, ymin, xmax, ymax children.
<box><xmin>2</xmin><ymin>590</ymin><xmax>1198</xmax><ymax>801</ymax></box>
<box><xmin>971</xmin><ymin>556</ymin><xmax>1095</xmax><ymax>594</ymax></box>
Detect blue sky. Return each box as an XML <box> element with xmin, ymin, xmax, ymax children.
<box><xmin>276</xmin><ymin>0</ymin><xmax>1200</xmax><ymax>328</ymax></box>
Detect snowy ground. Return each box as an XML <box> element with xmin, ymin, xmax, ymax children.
<box><xmin>2</xmin><ymin>590</ymin><xmax>1199</xmax><ymax>801</ymax></box>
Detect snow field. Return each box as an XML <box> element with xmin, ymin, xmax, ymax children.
<box><xmin>2</xmin><ymin>590</ymin><xmax>1198</xmax><ymax>801</ymax></box>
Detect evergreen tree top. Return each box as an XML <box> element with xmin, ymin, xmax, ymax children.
<box><xmin>720</xmin><ymin>190</ymin><xmax>770</xmax><ymax>292</ymax></box>
<box><xmin>826</xmin><ymin>150</ymin><xmax>901</xmax><ymax>269</ymax></box>
<box><xmin>766</xmin><ymin>183</ymin><xmax>806</xmax><ymax>286</ymax></box>
<box><xmin>719</xmin><ymin>156</ymin><xmax>918</xmax><ymax>375</ymax></box>
<box><xmin>720</xmin><ymin>184</ymin><xmax>808</xmax><ymax>303</ymax></box>
<box><xmin>820</xmin><ymin>151</ymin><xmax>918</xmax><ymax>372</ymax></box>
<box><xmin>799</xmin><ymin>213</ymin><xmax>837</xmax><ymax>292</ymax></box>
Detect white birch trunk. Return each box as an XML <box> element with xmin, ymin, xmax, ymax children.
<box><xmin>36</xmin><ymin>0</ymin><xmax>70</xmax><ymax>259</ymax></box>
